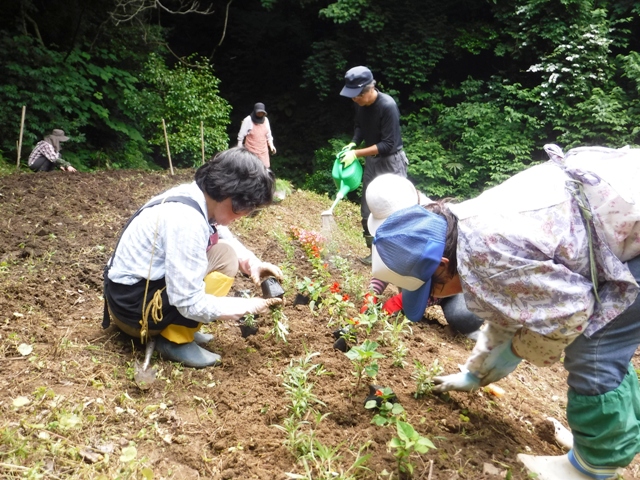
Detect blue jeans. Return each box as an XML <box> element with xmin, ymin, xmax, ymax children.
<box><xmin>564</xmin><ymin>255</ymin><xmax>640</xmax><ymax>395</ymax></box>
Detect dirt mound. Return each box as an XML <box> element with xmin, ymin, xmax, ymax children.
<box><xmin>0</xmin><ymin>169</ymin><xmax>637</xmax><ymax>479</ymax></box>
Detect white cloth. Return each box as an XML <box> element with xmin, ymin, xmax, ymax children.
<box><xmin>448</xmin><ymin>145</ymin><xmax>640</xmax><ymax>373</ymax></box>
<box><xmin>107</xmin><ymin>182</ymin><xmax>259</xmax><ymax>323</ymax></box>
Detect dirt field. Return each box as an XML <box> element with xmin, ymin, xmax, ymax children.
<box><xmin>0</xmin><ymin>169</ymin><xmax>638</xmax><ymax>479</ymax></box>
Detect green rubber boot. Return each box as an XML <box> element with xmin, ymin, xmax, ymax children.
<box><xmin>359</xmin><ymin>235</ymin><xmax>374</xmax><ymax>265</ymax></box>
<box><xmin>156</xmin><ymin>336</ymin><xmax>221</xmax><ymax>368</ymax></box>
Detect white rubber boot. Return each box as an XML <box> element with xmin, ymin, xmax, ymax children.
<box><xmin>546</xmin><ymin>416</ymin><xmax>573</xmax><ymax>450</ymax></box>
<box><xmin>517</xmin><ymin>454</ymin><xmax>594</xmax><ymax>480</ymax></box>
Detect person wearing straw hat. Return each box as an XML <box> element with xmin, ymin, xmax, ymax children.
<box><xmin>28</xmin><ymin>129</ymin><xmax>77</xmax><ymax>172</ymax></box>
<box><xmin>362</xmin><ymin>174</ymin><xmax>483</xmax><ymax>337</ymax></box>
<box><xmin>103</xmin><ymin>148</ymin><xmax>283</xmax><ymax>368</ymax></box>
<box><xmin>370</xmin><ymin>145</ymin><xmax>640</xmax><ymax>480</ymax></box>
<box><xmin>338</xmin><ymin>66</ymin><xmax>409</xmax><ymax>265</ymax></box>
<box><xmin>237</xmin><ymin>103</ymin><xmax>276</xmax><ymax>168</ymax></box>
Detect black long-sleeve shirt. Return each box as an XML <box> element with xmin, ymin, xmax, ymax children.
<box><xmin>352</xmin><ymin>91</ymin><xmax>403</xmax><ymax>156</ymax></box>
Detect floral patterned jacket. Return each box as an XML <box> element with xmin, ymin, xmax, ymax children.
<box><xmin>448</xmin><ymin>145</ymin><xmax>640</xmax><ymax>374</ymax></box>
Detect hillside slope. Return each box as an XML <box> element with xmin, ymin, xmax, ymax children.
<box><xmin>0</xmin><ymin>170</ymin><xmax>637</xmax><ymax>479</ymax></box>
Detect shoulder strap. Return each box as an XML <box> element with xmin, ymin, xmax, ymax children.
<box><xmin>107</xmin><ymin>195</ymin><xmax>207</xmax><ymax>268</ymax></box>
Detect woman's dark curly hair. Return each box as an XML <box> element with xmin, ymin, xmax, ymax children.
<box><xmin>195</xmin><ymin>147</ymin><xmax>275</xmax><ymax>213</ymax></box>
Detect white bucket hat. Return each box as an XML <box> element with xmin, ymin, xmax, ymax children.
<box><xmin>366</xmin><ymin>174</ymin><xmax>427</xmax><ymax>235</ymax></box>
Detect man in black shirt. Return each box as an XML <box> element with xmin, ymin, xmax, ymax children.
<box><xmin>339</xmin><ymin>66</ymin><xmax>408</xmax><ymax>264</ymax></box>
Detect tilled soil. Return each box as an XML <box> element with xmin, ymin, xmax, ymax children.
<box><xmin>0</xmin><ymin>169</ymin><xmax>638</xmax><ymax>479</ymax></box>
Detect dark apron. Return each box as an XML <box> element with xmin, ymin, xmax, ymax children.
<box><xmin>102</xmin><ymin>196</ymin><xmax>209</xmax><ymax>332</ymax></box>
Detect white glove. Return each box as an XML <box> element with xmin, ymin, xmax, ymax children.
<box><xmin>214</xmin><ymin>296</ymin><xmax>282</xmax><ymax>322</ymax></box>
<box><xmin>432</xmin><ymin>371</ymin><xmax>481</xmax><ymax>393</ymax></box>
<box><xmin>248</xmin><ymin>258</ymin><xmax>283</xmax><ymax>286</ymax></box>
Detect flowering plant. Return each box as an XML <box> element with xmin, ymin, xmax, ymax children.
<box><xmin>289</xmin><ymin>226</ymin><xmax>330</xmax><ymax>279</ymax></box>
<box><xmin>322</xmin><ymin>281</ymin><xmax>356</xmax><ymax>325</ymax></box>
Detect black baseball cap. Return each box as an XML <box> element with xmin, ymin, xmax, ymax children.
<box><xmin>340</xmin><ymin>66</ymin><xmax>374</xmax><ymax>98</ymax></box>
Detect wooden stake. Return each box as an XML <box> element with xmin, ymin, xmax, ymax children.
<box><xmin>200</xmin><ymin>121</ymin><xmax>205</xmax><ymax>165</ymax></box>
<box><xmin>162</xmin><ymin>118</ymin><xmax>174</xmax><ymax>175</ymax></box>
<box><xmin>16</xmin><ymin>105</ymin><xmax>26</xmax><ymax>171</ymax></box>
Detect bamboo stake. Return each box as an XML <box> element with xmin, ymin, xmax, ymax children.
<box><xmin>162</xmin><ymin>118</ymin><xmax>174</xmax><ymax>175</ymax></box>
<box><xmin>16</xmin><ymin>105</ymin><xmax>26</xmax><ymax>170</ymax></box>
<box><xmin>200</xmin><ymin>121</ymin><xmax>205</xmax><ymax>165</ymax></box>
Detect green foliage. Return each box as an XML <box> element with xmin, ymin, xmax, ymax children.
<box><xmin>345</xmin><ymin>339</ymin><xmax>385</xmax><ymax>391</ymax></box>
<box><xmin>125</xmin><ymin>54</ymin><xmax>231</xmax><ymax>168</ymax></box>
<box><xmin>302</xmin><ymin>137</ymin><xmax>344</xmax><ymax>196</ymax></box>
<box><xmin>405</xmin><ymin>78</ymin><xmax>542</xmax><ymax>199</ymax></box>
<box><xmin>0</xmin><ymin>33</ymin><xmax>151</xmax><ymax>170</ymax></box>
<box><xmin>412</xmin><ymin>359</ymin><xmax>444</xmax><ymax>398</ymax></box>
<box><xmin>388</xmin><ymin>421</ymin><xmax>436</xmax><ymax>475</ymax></box>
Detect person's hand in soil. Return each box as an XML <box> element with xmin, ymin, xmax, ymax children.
<box><xmin>433</xmin><ymin>371</ymin><xmax>481</xmax><ymax>393</ymax></box>
<box><xmin>214</xmin><ymin>296</ymin><xmax>282</xmax><ymax>322</ymax></box>
<box><xmin>248</xmin><ymin>260</ymin><xmax>283</xmax><ymax>286</ymax></box>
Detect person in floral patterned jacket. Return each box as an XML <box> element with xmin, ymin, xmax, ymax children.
<box><xmin>370</xmin><ymin>145</ymin><xmax>640</xmax><ymax>480</ymax></box>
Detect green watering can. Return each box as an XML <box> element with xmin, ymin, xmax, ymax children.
<box><xmin>321</xmin><ymin>155</ymin><xmax>363</xmax><ymax>217</ymax></box>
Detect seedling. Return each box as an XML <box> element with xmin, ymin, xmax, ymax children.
<box><xmin>331</xmin><ymin>255</ymin><xmax>366</xmax><ymax>299</ymax></box>
<box><xmin>365</xmin><ymin>386</ymin><xmax>406</xmax><ymax>427</ymax></box>
<box><xmin>345</xmin><ymin>340</ymin><xmax>385</xmax><ymax>392</ymax></box>
<box><xmin>296</xmin><ymin>276</ymin><xmax>329</xmax><ymax>312</ymax></box>
<box><xmin>269</xmin><ymin>307</ymin><xmax>290</xmax><ymax>343</ymax></box>
<box><xmin>283</xmin><ymin>352</ymin><xmax>326</xmax><ymax>419</ymax></box>
<box><xmin>388</xmin><ymin>420</ymin><xmax>436</xmax><ymax>476</ymax></box>
<box><xmin>412</xmin><ymin>359</ymin><xmax>444</xmax><ymax>398</ymax></box>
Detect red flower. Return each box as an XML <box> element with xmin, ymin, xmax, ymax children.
<box><xmin>342</xmin><ymin>294</ymin><xmax>350</xmax><ymax>301</ymax></box>
<box><xmin>330</xmin><ymin>282</ymin><xmax>341</xmax><ymax>293</ymax></box>
<box><xmin>375</xmin><ymin>389</ymin><xmax>384</xmax><ymax>397</ymax></box>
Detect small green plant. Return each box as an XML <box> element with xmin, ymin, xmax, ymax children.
<box><xmin>272</xmin><ymin>228</ymin><xmax>296</xmax><ymax>263</ymax></box>
<box><xmin>269</xmin><ymin>307</ymin><xmax>290</xmax><ymax>343</ymax></box>
<box><xmin>282</xmin><ymin>352</ymin><xmax>326</xmax><ymax>419</ymax></box>
<box><xmin>331</xmin><ymin>255</ymin><xmax>366</xmax><ymax>299</ymax></box>
<box><xmin>274</xmin><ymin>415</ymin><xmax>312</xmax><ymax>457</ymax></box>
<box><xmin>412</xmin><ymin>359</ymin><xmax>444</xmax><ymax>398</ymax></box>
<box><xmin>287</xmin><ymin>437</ymin><xmax>372</xmax><ymax>480</ymax></box>
<box><xmin>345</xmin><ymin>340</ymin><xmax>385</xmax><ymax>392</ymax></box>
<box><xmin>376</xmin><ymin>314</ymin><xmax>410</xmax><ymax>367</ymax></box>
<box><xmin>365</xmin><ymin>387</ymin><xmax>406</xmax><ymax>427</ymax></box>
<box><xmin>296</xmin><ymin>276</ymin><xmax>329</xmax><ymax>312</ymax></box>
<box><xmin>353</xmin><ymin>309</ymin><xmax>381</xmax><ymax>336</ymax></box>
<box><xmin>388</xmin><ymin>421</ymin><xmax>436</xmax><ymax>476</ymax></box>
<box><xmin>242</xmin><ymin>312</ymin><xmax>257</xmax><ymax>328</ymax></box>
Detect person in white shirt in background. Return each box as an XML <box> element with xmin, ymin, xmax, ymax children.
<box><xmin>237</xmin><ymin>103</ymin><xmax>276</xmax><ymax>168</ymax></box>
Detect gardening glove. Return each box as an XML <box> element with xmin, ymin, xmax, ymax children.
<box><xmin>359</xmin><ymin>292</ymin><xmax>378</xmax><ymax>314</ymax></box>
<box><xmin>214</xmin><ymin>296</ymin><xmax>283</xmax><ymax>322</ymax></box>
<box><xmin>339</xmin><ymin>150</ymin><xmax>358</xmax><ymax>167</ymax></box>
<box><xmin>382</xmin><ymin>293</ymin><xmax>403</xmax><ymax>315</ymax></box>
<box><xmin>477</xmin><ymin>340</ymin><xmax>522</xmax><ymax>386</ymax></box>
<box><xmin>433</xmin><ymin>370</ymin><xmax>481</xmax><ymax>393</ymax></box>
<box><xmin>338</xmin><ymin>142</ymin><xmax>356</xmax><ymax>156</ymax></box>
<box><xmin>248</xmin><ymin>257</ymin><xmax>283</xmax><ymax>286</ymax></box>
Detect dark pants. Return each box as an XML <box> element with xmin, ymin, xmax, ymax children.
<box><xmin>29</xmin><ymin>155</ymin><xmax>55</xmax><ymax>172</ymax></box>
<box><xmin>104</xmin><ymin>276</ymin><xmax>199</xmax><ymax>333</ymax></box>
<box><xmin>440</xmin><ymin>294</ymin><xmax>484</xmax><ymax>335</ymax></box>
<box><xmin>361</xmin><ymin>150</ymin><xmax>408</xmax><ymax>235</ymax></box>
